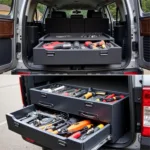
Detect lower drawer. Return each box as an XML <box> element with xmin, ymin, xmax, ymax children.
<box><xmin>33</xmin><ymin>42</ymin><xmax>122</xmax><ymax>65</ymax></box>
<box><xmin>6</xmin><ymin>105</ymin><xmax>111</xmax><ymax>150</ymax></box>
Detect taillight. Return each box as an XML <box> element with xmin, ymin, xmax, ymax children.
<box><xmin>17</xmin><ymin>72</ymin><xmax>31</xmax><ymax>75</ymax></box>
<box><xmin>124</xmin><ymin>72</ymin><xmax>138</xmax><ymax>75</ymax></box>
<box><xmin>25</xmin><ymin>137</ymin><xmax>35</xmax><ymax>143</ymax></box>
<box><xmin>142</xmin><ymin>87</ymin><xmax>150</xmax><ymax>137</ymax></box>
<box><xmin>19</xmin><ymin>77</ymin><xmax>25</xmax><ymax>106</ymax></box>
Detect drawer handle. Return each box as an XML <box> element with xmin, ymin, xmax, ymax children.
<box><xmin>38</xmin><ymin>102</ymin><xmax>54</xmax><ymax>108</ymax></box>
<box><xmin>46</xmin><ymin>52</ymin><xmax>55</xmax><ymax>57</ymax></box>
<box><xmin>84</xmin><ymin>102</ymin><xmax>94</xmax><ymax>108</ymax></box>
<box><xmin>99</xmin><ymin>51</ymin><xmax>108</xmax><ymax>56</ymax></box>
<box><xmin>41</xmin><ymin>93</ymin><xmax>47</xmax><ymax>98</ymax></box>
<box><xmin>58</xmin><ymin>140</ymin><xmax>67</xmax><ymax>147</ymax></box>
<box><xmin>79</xmin><ymin>111</ymin><xmax>98</xmax><ymax>119</ymax></box>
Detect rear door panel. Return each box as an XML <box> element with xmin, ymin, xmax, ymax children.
<box><xmin>0</xmin><ymin>0</ymin><xmax>18</xmax><ymax>73</ymax></box>
<box><xmin>134</xmin><ymin>0</ymin><xmax>150</xmax><ymax>70</ymax></box>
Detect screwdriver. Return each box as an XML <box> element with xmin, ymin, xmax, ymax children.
<box><xmin>70</xmin><ymin>124</ymin><xmax>93</xmax><ymax>139</ymax></box>
<box><xmin>74</xmin><ymin>90</ymin><xmax>87</xmax><ymax>98</ymax></box>
<box><xmin>102</xmin><ymin>94</ymin><xmax>115</xmax><ymax>102</ymax></box>
<box><xmin>81</xmin><ymin>124</ymin><xmax>104</xmax><ymax>140</ymax></box>
<box><xmin>42</xmin><ymin>86</ymin><xmax>66</xmax><ymax>93</ymax></box>
<box><xmin>105</xmin><ymin>95</ymin><xmax>125</xmax><ymax>102</ymax></box>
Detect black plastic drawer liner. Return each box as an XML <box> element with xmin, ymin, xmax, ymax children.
<box><xmin>6</xmin><ymin>105</ymin><xmax>111</xmax><ymax>150</ymax></box>
<box><xmin>33</xmin><ymin>41</ymin><xmax>122</xmax><ymax>65</ymax></box>
<box><xmin>30</xmin><ymin>83</ymin><xmax>129</xmax><ymax>143</ymax></box>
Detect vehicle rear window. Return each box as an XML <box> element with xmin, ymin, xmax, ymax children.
<box><xmin>108</xmin><ymin>2</ymin><xmax>121</xmax><ymax>20</ymax></box>
<box><xmin>34</xmin><ymin>3</ymin><xmax>47</xmax><ymax>21</ymax></box>
<box><xmin>0</xmin><ymin>0</ymin><xmax>13</xmax><ymax>16</ymax></box>
<box><xmin>141</xmin><ymin>0</ymin><xmax>150</xmax><ymax>13</ymax></box>
<box><xmin>63</xmin><ymin>10</ymin><xmax>88</xmax><ymax>18</ymax></box>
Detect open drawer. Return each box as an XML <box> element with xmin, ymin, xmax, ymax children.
<box><xmin>33</xmin><ymin>41</ymin><xmax>122</xmax><ymax>65</ymax></box>
<box><xmin>6</xmin><ymin>105</ymin><xmax>111</xmax><ymax>150</ymax></box>
<box><xmin>30</xmin><ymin>83</ymin><xmax>129</xmax><ymax>143</ymax></box>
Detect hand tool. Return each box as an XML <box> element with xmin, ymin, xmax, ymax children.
<box><xmin>74</xmin><ymin>41</ymin><xmax>81</xmax><ymax>49</ymax></box>
<box><xmin>70</xmin><ymin>124</ymin><xmax>93</xmax><ymax>139</ymax></box>
<box><xmin>84</xmin><ymin>41</ymin><xmax>98</xmax><ymax>50</ymax></box>
<box><xmin>62</xmin><ymin>88</ymin><xmax>79</xmax><ymax>96</ymax></box>
<box><xmin>19</xmin><ymin>112</ymin><xmax>38</xmax><ymax>123</ymax></box>
<box><xmin>102</xmin><ymin>94</ymin><xmax>116</xmax><ymax>102</ymax></box>
<box><xmin>39</xmin><ymin>113</ymin><xmax>68</xmax><ymax>130</ymax></box>
<box><xmin>61</xmin><ymin>120</ymin><xmax>91</xmax><ymax>134</ymax></box>
<box><xmin>74</xmin><ymin>90</ymin><xmax>87</xmax><ymax>98</ymax></box>
<box><xmin>105</xmin><ymin>95</ymin><xmax>125</xmax><ymax>102</ymax></box>
<box><xmin>43</xmin><ymin>42</ymin><xmax>72</xmax><ymax>50</ymax></box>
<box><xmin>99</xmin><ymin>40</ymin><xmax>106</xmax><ymax>49</ymax></box>
<box><xmin>42</xmin><ymin>86</ymin><xmax>66</xmax><ymax>93</ymax></box>
<box><xmin>36</xmin><ymin>111</ymin><xmax>57</xmax><ymax>119</ymax></box>
<box><xmin>39</xmin><ymin>119</ymin><xmax>64</xmax><ymax>130</ymax></box>
<box><xmin>81</xmin><ymin>124</ymin><xmax>104</xmax><ymax>140</ymax></box>
<box><xmin>48</xmin><ymin>118</ymin><xmax>78</xmax><ymax>134</ymax></box>
<box><xmin>33</xmin><ymin>118</ymin><xmax>54</xmax><ymax>127</ymax></box>
<box><xmin>84</xmin><ymin>41</ymin><xmax>106</xmax><ymax>50</ymax></box>
<box><xmin>96</xmin><ymin>91</ymin><xmax>107</xmax><ymax>96</ymax></box>
<box><xmin>83</xmin><ymin>88</ymin><xmax>95</xmax><ymax>99</ymax></box>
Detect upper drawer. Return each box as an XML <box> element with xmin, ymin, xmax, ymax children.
<box><xmin>33</xmin><ymin>41</ymin><xmax>122</xmax><ymax>65</ymax></box>
<box><xmin>30</xmin><ymin>83</ymin><xmax>129</xmax><ymax>143</ymax></box>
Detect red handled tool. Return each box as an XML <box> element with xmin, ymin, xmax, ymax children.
<box><xmin>70</xmin><ymin>124</ymin><xmax>93</xmax><ymax>139</ymax></box>
<box><xmin>105</xmin><ymin>95</ymin><xmax>125</xmax><ymax>102</ymax></box>
<box><xmin>43</xmin><ymin>42</ymin><xmax>72</xmax><ymax>50</ymax></box>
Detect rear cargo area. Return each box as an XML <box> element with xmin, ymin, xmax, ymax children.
<box><xmin>23</xmin><ymin>0</ymin><xmax>130</xmax><ymax>71</ymax></box>
<box><xmin>6</xmin><ymin>76</ymin><xmax>134</xmax><ymax>150</ymax></box>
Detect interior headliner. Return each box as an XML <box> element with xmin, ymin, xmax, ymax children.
<box><xmin>37</xmin><ymin>0</ymin><xmax>116</xmax><ymax>9</ymax></box>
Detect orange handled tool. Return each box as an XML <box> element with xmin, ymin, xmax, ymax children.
<box><xmin>67</xmin><ymin>120</ymin><xmax>91</xmax><ymax>133</ymax></box>
<box><xmin>70</xmin><ymin>124</ymin><xmax>93</xmax><ymax>139</ymax></box>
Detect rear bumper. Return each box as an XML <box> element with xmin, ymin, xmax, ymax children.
<box><xmin>12</xmin><ymin>68</ymin><xmax>143</xmax><ymax>75</ymax></box>
<box><xmin>141</xmin><ymin>136</ymin><xmax>150</xmax><ymax>150</ymax></box>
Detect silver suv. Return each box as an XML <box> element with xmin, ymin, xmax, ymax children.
<box><xmin>0</xmin><ymin>0</ymin><xmax>150</xmax><ymax>74</ymax></box>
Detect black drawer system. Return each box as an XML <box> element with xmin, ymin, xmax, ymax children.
<box><xmin>30</xmin><ymin>83</ymin><xmax>129</xmax><ymax>143</ymax></box>
<box><xmin>6</xmin><ymin>105</ymin><xmax>111</xmax><ymax>150</ymax></box>
<box><xmin>33</xmin><ymin>33</ymin><xmax>122</xmax><ymax>65</ymax></box>
<box><xmin>6</xmin><ymin>82</ymin><xmax>129</xmax><ymax>150</ymax></box>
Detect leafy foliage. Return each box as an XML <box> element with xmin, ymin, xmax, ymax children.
<box><xmin>141</xmin><ymin>0</ymin><xmax>150</xmax><ymax>12</ymax></box>
<box><xmin>0</xmin><ymin>0</ymin><xmax>12</xmax><ymax>6</ymax></box>
<box><xmin>37</xmin><ymin>3</ymin><xmax>47</xmax><ymax>14</ymax></box>
<box><xmin>0</xmin><ymin>0</ymin><xmax>150</xmax><ymax>15</ymax></box>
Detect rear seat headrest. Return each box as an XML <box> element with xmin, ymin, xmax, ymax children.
<box><xmin>92</xmin><ymin>12</ymin><xmax>103</xmax><ymax>18</ymax></box>
<box><xmin>87</xmin><ymin>10</ymin><xmax>94</xmax><ymax>18</ymax></box>
<box><xmin>51</xmin><ymin>12</ymin><xmax>67</xmax><ymax>18</ymax></box>
<box><xmin>71</xmin><ymin>15</ymin><xmax>83</xmax><ymax>18</ymax></box>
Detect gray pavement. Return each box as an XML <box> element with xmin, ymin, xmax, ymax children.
<box><xmin>0</xmin><ymin>76</ymin><xmax>41</xmax><ymax>150</ymax></box>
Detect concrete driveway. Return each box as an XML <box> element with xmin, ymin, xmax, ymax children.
<box><xmin>0</xmin><ymin>76</ymin><xmax>41</xmax><ymax>150</ymax></box>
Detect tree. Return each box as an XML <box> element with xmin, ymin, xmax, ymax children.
<box><xmin>141</xmin><ymin>0</ymin><xmax>150</xmax><ymax>12</ymax></box>
<box><xmin>0</xmin><ymin>0</ymin><xmax>12</xmax><ymax>6</ymax></box>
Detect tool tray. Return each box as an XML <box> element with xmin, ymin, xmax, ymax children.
<box><xmin>30</xmin><ymin>83</ymin><xmax>129</xmax><ymax>143</ymax></box>
<box><xmin>39</xmin><ymin>33</ymin><xmax>114</xmax><ymax>42</ymax></box>
<box><xmin>33</xmin><ymin>41</ymin><xmax>122</xmax><ymax>65</ymax></box>
<box><xmin>6</xmin><ymin>105</ymin><xmax>111</xmax><ymax>150</ymax></box>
